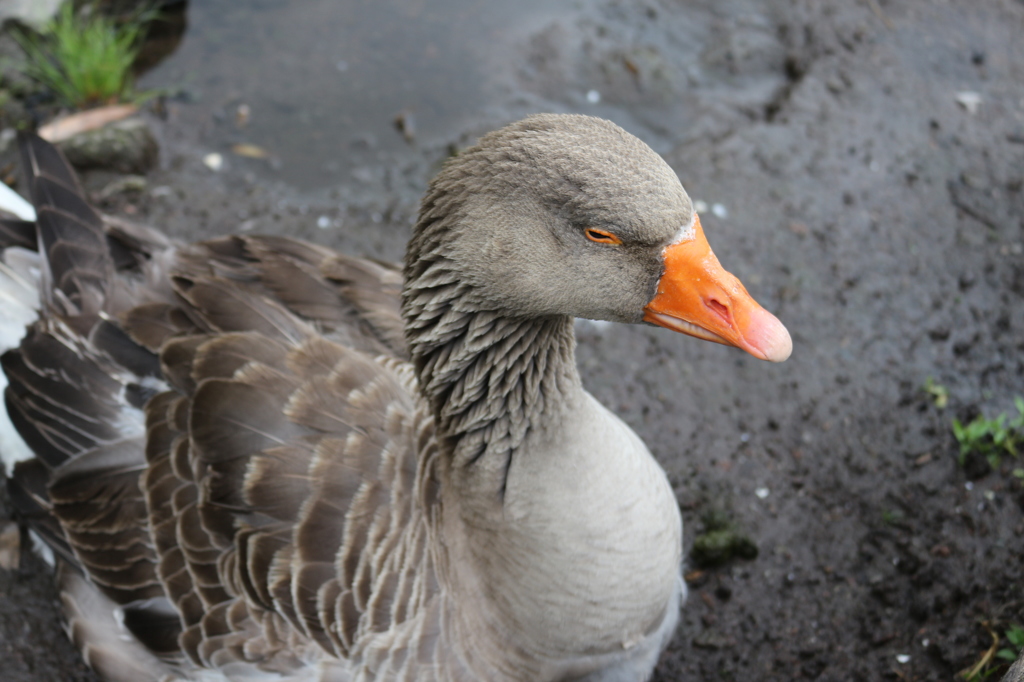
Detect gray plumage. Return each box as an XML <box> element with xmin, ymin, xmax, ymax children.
<box><xmin>0</xmin><ymin>115</ymin><xmax>709</xmax><ymax>681</ymax></box>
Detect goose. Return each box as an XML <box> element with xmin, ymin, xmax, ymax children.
<box><xmin>0</xmin><ymin>115</ymin><xmax>791</xmax><ymax>682</ymax></box>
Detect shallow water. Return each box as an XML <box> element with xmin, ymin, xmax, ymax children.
<box><xmin>140</xmin><ymin>0</ymin><xmax>576</xmax><ymax>189</ymax></box>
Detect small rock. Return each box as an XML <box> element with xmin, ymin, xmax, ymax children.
<box><xmin>235</xmin><ymin>103</ymin><xmax>251</xmax><ymax>128</ymax></box>
<box><xmin>825</xmin><ymin>76</ymin><xmax>846</xmax><ymax>94</ymax></box>
<box><xmin>955</xmin><ymin>91</ymin><xmax>982</xmax><ymax>114</ymax></box>
<box><xmin>204</xmin><ymin>153</ymin><xmax>224</xmax><ymax>172</ymax></box>
<box><xmin>57</xmin><ymin>117</ymin><xmax>158</xmax><ymax>174</ymax></box>
<box><xmin>586</xmin><ymin>89</ymin><xmax>601</xmax><ymax>104</ymax></box>
<box><xmin>0</xmin><ymin>0</ymin><xmax>62</xmax><ymax>30</ymax></box>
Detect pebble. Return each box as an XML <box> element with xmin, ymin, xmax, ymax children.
<box><xmin>56</xmin><ymin>117</ymin><xmax>158</xmax><ymax>174</ymax></box>
<box><xmin>955</xmin><ymin>91</ymin><xmax>982</xmax><ymax>114</ymax></box>
<box><xmin>204</xmin><ymin>153</ymin><xmax>224</xmax><ymax>171</ymax></box>
<box><xmin>586</xmin><ymin>90</ymin><xmax>601</xmax><ymax>104</ymax></box>
<box><xmin>235</xmin><ymin>104</ymin><xmax>251</xmax><ymax>128</ymax></box>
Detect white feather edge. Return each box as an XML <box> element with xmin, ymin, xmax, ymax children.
<box><xmin>28</xmin><ymin>529</ymin><xmax>55</xmax><ymax>568</ymax></box>
<box><xmin>0</xmin><ymin>248</ymin><xmax>40</xmax><ymax>476</ymax></box>
<box><xmin>0</xmin><ymin>181</ymin><xmax>36</xmax><ymax>221</ymax></box>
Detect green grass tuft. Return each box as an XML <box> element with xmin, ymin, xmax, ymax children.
<box><xmin>13</xmin><ymin>2</ymin><xmax>155</xmax><ymax>109</ymax></box>
<box><xmin>953</xmin><ymin>397</ymin><xmax>1024</xmax><ymax>470</ymax></box>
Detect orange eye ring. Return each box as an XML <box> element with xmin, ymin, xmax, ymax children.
<box><xmin>584</xmin><ymin>228</ymin><xmax>622</xmax><ymax>245</ymax></box>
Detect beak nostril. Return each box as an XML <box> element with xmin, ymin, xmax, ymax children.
<box><xmin>707</xmin><ymin>298</ymin><xmax>730</xmax><ymax>323</ymax></box>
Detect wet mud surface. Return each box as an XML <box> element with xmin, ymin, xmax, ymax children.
<box><xmin>2</xmin><ymin>0</ymin><xmax>1024</xmax><ymax>680</ymax></box>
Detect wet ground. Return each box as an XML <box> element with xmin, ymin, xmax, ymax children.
<box><xmin>2</xmin><ymin>0</ymin><xmax>1024</xmax><ymax>680</ymax></box>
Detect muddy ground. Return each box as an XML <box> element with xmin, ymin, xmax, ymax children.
<box><xmin>2</xmin><ymin>0</ymin><xmax>1024</xmax><ymax>680</ymax></box>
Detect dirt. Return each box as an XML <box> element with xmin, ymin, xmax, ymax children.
<box><xmin>2</xmin><ymin>0</ymin><xmax>1023</xmax><ymax>680</ymax></box>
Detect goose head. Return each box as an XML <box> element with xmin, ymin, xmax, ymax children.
<box><xmin>407</xmin><ymin>113</ymin><xmax>791</xmax><ymax>362</ymax></box>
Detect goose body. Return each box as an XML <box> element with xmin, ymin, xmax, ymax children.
<box><xmin>0</xmin><ymin>115</ymin><xmax>790</xmax><ymax>681</ymax></box>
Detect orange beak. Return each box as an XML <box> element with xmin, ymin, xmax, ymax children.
<box><xmin>643</xmin><ymin>215</ymin><xmax>792</xmax><ymax>362</ymax></box>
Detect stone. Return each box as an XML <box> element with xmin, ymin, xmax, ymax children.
<box><xmin>57</xmin><ymin>117</ymin><xmax>159</xmax><ymax>175</ymax></box>
<box><xmin>0</xmin><ymin>0</ymin><xmax>62</xmax><ymax>30</ymax></box>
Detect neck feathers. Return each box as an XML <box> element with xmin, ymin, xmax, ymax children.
<box><xmin>402</xmin><ymin>244</ymin><xmax>579</xmax><ymax>490</ymax></box>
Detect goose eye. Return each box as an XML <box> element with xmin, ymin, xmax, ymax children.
<box><xmin>584</xmin><ymin>228</ymin><xmax>622</xmax><ymax>245</ymax></box>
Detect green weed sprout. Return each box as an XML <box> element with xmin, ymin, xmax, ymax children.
<box><xmin>962</xmin><ymin>622</ymin><xmax>1024</xmax><ymax>680</ymax></box>
<box><xmin>953</xmin><ymin>397</ymin><xmax>1024</xmax><ymax>470</ymax></box>
<box><xmin>13</xmin><ymin>2</ymin><xmax>154</xmax><ymax>109</ymax></box>
<box><xmin>924</xmin><ymin>377</ymin><xmax>949</xmax><ymax>409</ymax></box>
<box><xmin>997</xmin><ymin>624</ymin><xmax>1024</xmax><ymax>663</ymax></box>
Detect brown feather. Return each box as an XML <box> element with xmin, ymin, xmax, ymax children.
<box><xmin>322</xmin><ymin>254</ymin><xmax>407</xmax><ymax>358</ymax></box>
<box><xmin>121</xmin><ymin>302</ymin><xmax>194</xmax><ymax>351</ymax></box>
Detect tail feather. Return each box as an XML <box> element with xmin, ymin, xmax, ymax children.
<box><xmin>17</xmin><ymin>130</ymin><xmax>83</xmax><ymax>201</ymax></box>
<box><xmin>2</xmin><ymin>133</ymin><xmax>189</xmax><ymax>676</ymax></box>
<box><xmin>18</xmin><ymin>132</ymin><xmax>113</xmax><ymax>318</ymax></box>
<box><xmin>58</xmin><ymin>563</ymin><xmax>179</xmax><ymax>682</ymax></box>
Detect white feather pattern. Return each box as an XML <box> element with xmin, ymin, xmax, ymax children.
<box><xmin>0</xmin><ymin>181</ymin><xmax>36</xmax><ymax>221</ymax></box>
<box><xmin>0</xmin><ymin>247</ymin><xmax>40</xmax><ymax>475</ymax></box>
